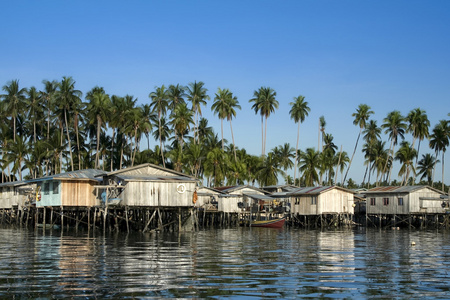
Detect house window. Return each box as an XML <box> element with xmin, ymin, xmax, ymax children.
<box><xmin>383</xmin><ymin>198</ymin><xmax>389</xmax><ymax>206</ymax></box>
<box><xmin>44</xmin><ymin>182</ymin><xmax>50</xmax><ymax>195</ymax></box>
<box><xmin>370</xmin><ymin>198</ymin><xmax>376</xmax><ymax>205</ymax></box>
<box><xmin>295</xmin><ymin>198</ymin><xmax>300</xmax><ymax>205</ymax></box>
<box><xmin>53</xmin><ymin>182</ymin><xmax>59</xmax><ymax>194</ymax></box>
<box><xmin>311</xmin><ymin>196</ymin><xmax>317</xmax><ymax>205</ymax></box>
<box><xmin>398</xmin><ymin>197</ymin><xmax>403</xmax><ymax>206</ymax></box>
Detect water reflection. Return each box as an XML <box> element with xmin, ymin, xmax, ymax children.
<box><xmin>0</xmin><ymin>227</ymin><xmax>449</xmax><ymax>298</ymax></box>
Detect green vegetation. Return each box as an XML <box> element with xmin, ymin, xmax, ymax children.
<box><xmin>0</xmin><ymin>78</ymin><xmax>449</xmax><ymax>191</ymax></box>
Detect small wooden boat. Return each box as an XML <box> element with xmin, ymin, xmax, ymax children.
<box><xmin>250</xmin><ymin>217</ymin><xmax>285</xmax><ymax>228</ymax></box>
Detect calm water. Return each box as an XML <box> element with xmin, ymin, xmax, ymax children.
<box><xmin>0</xmin><ymin>227</ymin><xmax>449</xmax><ymax>299</ymax></box>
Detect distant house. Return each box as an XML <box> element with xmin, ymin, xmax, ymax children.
<box><xmin>261</xmin><ymin>184</ymin><xmax>298</xmax><ymax>194</ymax></box>
<box><xmin>31</xmin><ymin>169</ymin><xmax>105</xmax><ymax>208</ymax></box>
<box><xmin>97</xmin><ymin>163</ymin><xmax>198</xmax><ymax>207</ymax></box>
<box><xmin>0</xmin><ymin>181</ymin><xmax>36</xmax><ymax>209</ymax></box>
<box><xmin>287</xmin><ymin>186</ymin><xmax>355</xmax><ymax>216</ymax></box>
<box><xmin>195</xmin><ymin>186</ymin><xmax>224</xmax><ymax>211</ymax></box>
<box><xmin>215</xmin><ymin>185</ymin><xmax>275</xmax><ymax>213</ymax></box>
<box><xmin>364</xmin><ymin>185</ymin><xmax>447</xmax><ymax>215</ymax></box>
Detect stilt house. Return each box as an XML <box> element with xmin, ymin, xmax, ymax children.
<box><xmin>364</xmin><ymin>185</ymin><xmax>448</xmax><ymax>215</ymax></box>
<box><xmin>287</xmin><ymin>186</ymin><xmax>355</xmax><ymax>216</ymax></box>
<box><xmin>31</xmin><ymin>169</ymin><xmax>105</xmax><ymax>208</ymax></box>
<box><xmin>0</xmin><ymin>181</ymin><xmax>36</xmax><ymax>209</ymax></box>
<box><xmin>215</xmin><ymin>185</ymin><xmax>275</xmax><ymax>213</ymax></box>
<box><xmin>195</xmin><ymin>186</ymin><xmax>224</xmax><ymax>211</ymax></box>
<box><xmin>97</xmin><ymin>163</ymin><xmax>198</xmax><ymax>207</ymax></box>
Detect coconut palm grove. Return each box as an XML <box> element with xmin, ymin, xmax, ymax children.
<box><xmin>1</xmin><ymin>77</ymin><xmax>449</xmax><ymax>191</ymax></box>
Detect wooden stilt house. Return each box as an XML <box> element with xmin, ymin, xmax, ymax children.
<box><xmin>0</xmin><ymin>181</ymin><xmax>36</xmax><ymax>209</ymax></box>
<box><xmin>31</xmin><ymin>169</ymin><xmax>106</xmax><ymax>208</ymax></box>
<box><xmin>96</xmin><ymin>163</ymin><xmax>198</xmax><ymax>207</ymax></box>
<box><xmin>364</xmin><ymin>185</ymin><xmax>448</xmax><ymax>215</ymax></box>
<box><xmin>287</xmin><ymin>186</ymin><xmax>355</xmax><ymax>216</ymax></box>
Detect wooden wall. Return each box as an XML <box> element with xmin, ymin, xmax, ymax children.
<box><xmin>367</xmin><ymin>187</ymin><xmax>445</xmax><ymax>215</ymax></box>
<box><xmin>121</xmin><ymin>181</ymin><xmax>196</xmax><ymax>207</ymax></box>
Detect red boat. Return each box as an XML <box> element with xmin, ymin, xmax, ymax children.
<box><xmin>250</xmin><ymin>217</ymin><xmax>285</xmax><ymax>228</ymax></box>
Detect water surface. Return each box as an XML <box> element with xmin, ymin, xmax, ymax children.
<box><xmin>0</xmin><ymin>227</ymin><xmax>449</xmax><ymax>298</ymax></box>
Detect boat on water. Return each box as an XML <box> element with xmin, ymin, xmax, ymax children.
<box><xmin>250</xmin><ymin>217</ymin><xmax>285</xmax><ymax>228</ymax></box>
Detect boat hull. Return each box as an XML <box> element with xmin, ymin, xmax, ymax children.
<box><xmin>250</xmin><ymin>218</ymin><xmax>285</xmax><ymax>228</ymax></box>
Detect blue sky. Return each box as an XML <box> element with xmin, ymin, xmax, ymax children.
<box><xmin>1</xmin><ymin>1</ymin><xmax>449</xmax><ymax>185</ymax></box>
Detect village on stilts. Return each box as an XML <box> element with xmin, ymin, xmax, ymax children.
<box><xmin>1</xmin><ymin>163</ymin><xmax>449</xmax><ymax>233</ymax></box>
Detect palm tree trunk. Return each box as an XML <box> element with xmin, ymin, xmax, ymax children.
<box><xmin>111</xmin><ymin>128</ymin><xmax>116</xmax><ymax>171</ymax></box>
<box><xmin>261</xmin><ymin>115</ymin><xmax>264</xmax><ymax>156</ymax></box>
<box><xmin>343</xmin><ymin>130</ymin><xmax>361</xmax><ymax>184</ymax></box>
<box><xmin>158</xmin><ymin>113</ymin><xmax>166</xmax><ymax>168</ymax></box>
<box><xmin>294</xmin><ymin>122</ymin><xmax>300</xmax><ymax>184</ymax></box>
<box><xmin>230</xmin><ymin>120</ymin><xmax>237</xmax><ymax>162</ymax></box>
<box><xmin>64</xmin><ymin>109</ymin><xmax>74</xmax><ymax>171</ymax></box>
<box><xmin>96</xmin><ymin>117</ymin><xmax>101</xmax><ymax>169</ymax></box>
<box><xmin>442</xmin><ymin>152</ymin><xmax>445</xmax><ymax>192</ymax></box>
<box><xmin>221</xmin><ymin>118</ymin><xmax>224</xmax><ymax>151</ymax></box>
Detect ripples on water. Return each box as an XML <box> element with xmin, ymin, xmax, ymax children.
<box><xmin>0</xmin><ymin>227</ymin><xmax>449</xmax><ymax>299</ymax></box>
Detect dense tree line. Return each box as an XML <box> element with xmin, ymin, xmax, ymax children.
<box><xmin>0</xmin><ymin>77</ymin><xmax>449</xmax><ymax>191</ymax></box>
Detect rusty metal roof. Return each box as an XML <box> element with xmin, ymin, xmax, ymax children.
<box><xmin>365</xmin><ymin>185</ymin><xmax>436</xmax><ymax>194</ymax></box>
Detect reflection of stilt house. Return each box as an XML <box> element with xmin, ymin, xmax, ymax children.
<box><xmin>286</xmin><ymin>186</ymin><xmax>355</xmax><ymax>228</ymax></box>
<box><xmin>364</xmin><ymin>185</ymin><xmax>449</xmax><ymax>228</ymax></box>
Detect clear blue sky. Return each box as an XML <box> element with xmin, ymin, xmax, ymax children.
<box><xmin>1</xmin><ymin>1</ymin><xmax>449</xmax><ymax>185</ymax></box>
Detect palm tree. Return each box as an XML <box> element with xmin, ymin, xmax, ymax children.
<box><xmin>299</xmin><ymin>148</ymin><xmax>320</xmax><ymax>186</ymax></box>
<box><xmin>429</xmin><ymin>120</ymin><xmax>449</xmax><ymax>191</ymax></box>
<box><xmin>86</xmin><ymin>87</ymin><xmax>111</xmax><ymax>169</ymax></box>
<box><xmin>184</xmin><ymin>141</ymin><xmax>205</xmax><ymax>178</ymax></box>
<box><xmin>272</xmin><ymin>143</ymin><xmax>295</xmax><ymax>172</ymax></box>
<box><xmin>1</xmin><ymin>80</ymin><xmax>27</xmax><ymax>143</ymax></box>
<box><xmin>149</xmin><ymin>85</ymin><xmax>169</xmax><ymax>167</ymax></box>
<box><xmin>55</xmin><ymin>76</ymin><xmax>82</xmax><ymax>171</ymax></box>
<box><xmin>257</xmin><ymin>152</ymin><xmax>284</xmax><ymax>187</ymax></box>
<box><xmin>4</xmin><ymin>135</ymin><xmax>29</xmax><ymax>181</ymax></box>
<box><xmin>212</xmin><ymin>88</ymin><xmax>231</xmax><ymax>151</ymax></box>
<box><xmin>343</xmin><ymin>104</ymin><xmax>374</xmax><ymax>184</ymax></box>
<box><xmin>289</xmin><ymin>95</ymin><xmax>310</xmax><ymax>185</ymax></box>
<box><xmin>395</xmin><ymin>141</ymin><xmax>417</xmax><ymax>185</ymax></box>
<box><xmin>417</xmin><ymin>153</ymin><xmax>438</xmax><ymax>186</ymax></box>
<box><xmin>167</xmin><ymin>84</ymin><xmax>186</xmax><ymax>111</ymax></box>
<box><xmin>319</xmin><ymin>115</ymin><xmax>326</xmax><ymax>152</ymax></box>
<box><xmin>381</xmin><ymin>110</ymin><xmax>407</xmax><ymax>183</ymax></box>
<box><xmin>249</xmin><ymin>86</ymin><xmax>278</xmax><ymax>156</ymax></box>
<box><xmin>26</xmin><ymin>86</ymin><xmax>44</xmax><ymax>145</ymax></box>
<box><xmin>407</xmin><ymin>108</ymin><xmax>430</xmax><ymax>178</ymax></box>
<box><xmin>170</xmin><ymin>102</ymin><xmax>193</xmax><ymax>151</ymax></box>
<box><xmin>204</xmin><ymin>147</ymin><xmax>227</xmax><ymax>187</ymax></box>
<box><xmin>140</xmin><ymin>104</ymin><xmax>155</xmax><ymax>150</ymax></box>
<box><xmin>187</xmin><ymin>81</ymin><xmax>210</xmax><ymax>144</ymax></box>
<box><xmin>212</xmin><ymin>88</ymin><xmax>241</xmax><ymax>160</ymax></box>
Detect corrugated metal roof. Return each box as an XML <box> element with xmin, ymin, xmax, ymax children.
<box><xmin>104</xmin><ymin>163</ymin><xmax>196</xmax><ymax>179</ymax></box>
<box><xmin>29</xmin><ymin>169</ymin><xmax>105</xmax><ymax>182</ymax></box>
<box><xmin>365</xmin><ymin>185</ymin><xmax>431</xmax><ymax>194</ymax></box>
<box><xmin>115</xmin><ymin>174</ymin><xmax>197</xmax><ymax>182</ymax></box>
<box><xmin>0</xmin><ymin>180</ymin><xmax>34</xmax><ymax>188</ymax></box>
<box><xmin>287</xmin><ymin>186</ymin><xmax>354</xmax><ymax>196</ymax></box>
<box><xmin>243</xmin><ymin>193</ymin><xmax>273</xmax><ymax>200</ymax></box>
